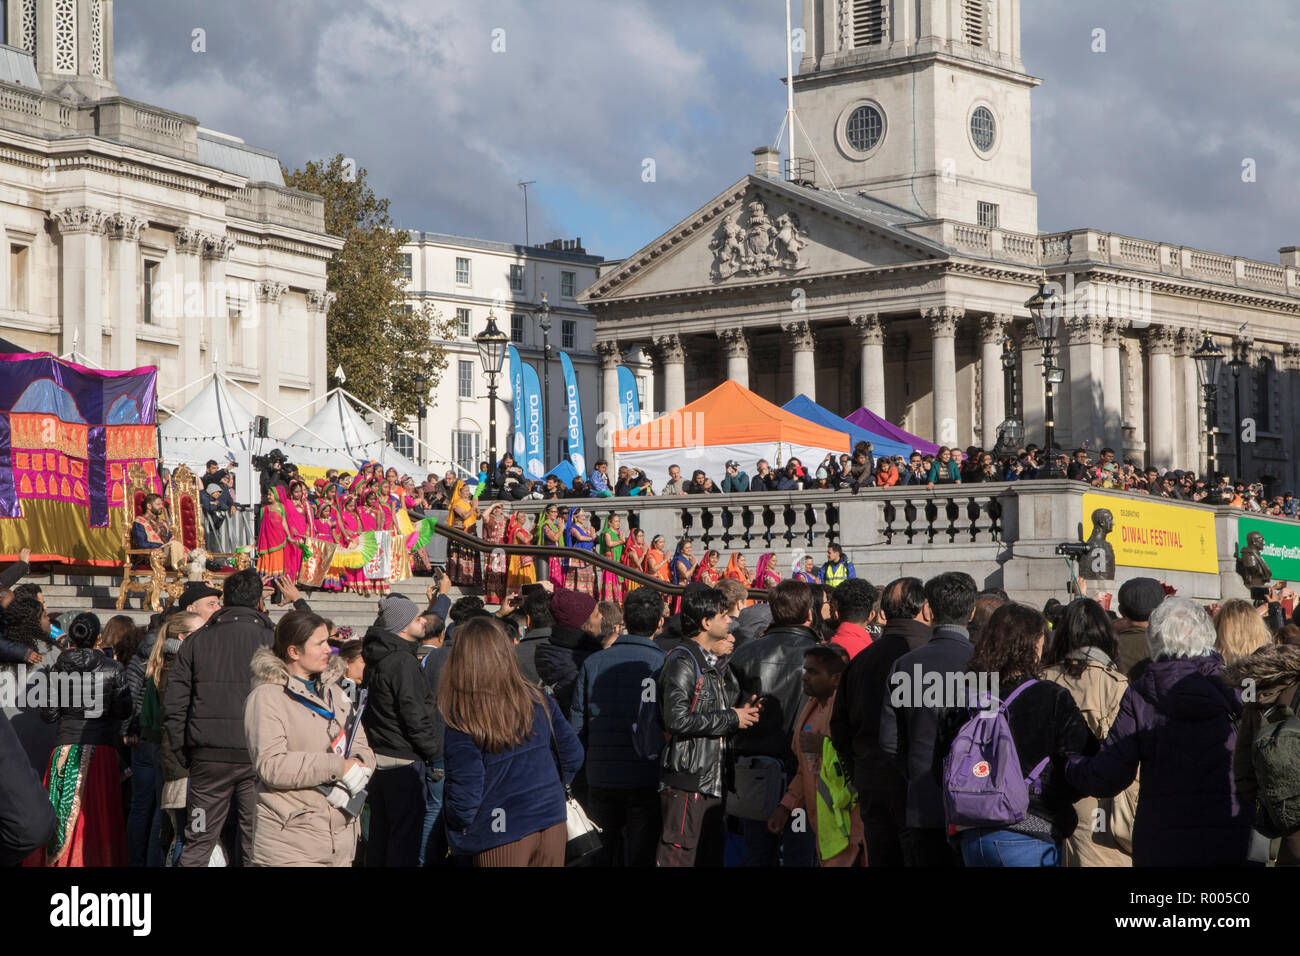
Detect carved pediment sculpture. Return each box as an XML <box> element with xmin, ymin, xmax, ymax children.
<box><xmin>709</xmin><ymin>196</ymin><xmax>808</xmax><ymax>281</ymax></box>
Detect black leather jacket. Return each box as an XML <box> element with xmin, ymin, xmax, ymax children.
<box><xmin>728</xmin><ymin>624</ymin><xmax>818</xmax><ymax>774</ymax></box>
<box><xmin>658</xmin><ymin>640</ymin><xmax>740</xmax><ymax>797</ymax></box>
<box><xmin>39</xmin><ymin>647</ymin><xmax>132</xmax><ymax>747</ymax></box>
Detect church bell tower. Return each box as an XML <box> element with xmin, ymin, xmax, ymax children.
<box><xmin>792</xmin><ymin>0</ymin><xmax>1040</xmax><ymax>234</ymax></box>
<box><xmin>6</xmin><ymin>0</ymin><xmax>118</xmax><ymax>101</ymax></box>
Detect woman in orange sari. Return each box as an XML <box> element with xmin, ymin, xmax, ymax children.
<box><xmin>725</xmin><ymin>552</ymin><xmax>754</xmax><ymax>606</ymax></box>
<box><xmin>481</xmin><ymin>503</ymin><xmax>508</xmax><ymax>605</ymax></box>
<box><xmin>622</xmin><ymin>527</ymin><xmax>648</xmax><ymax>593</ymax></box>
<box><xmin>447</xmin><ymin>480</ymin><xmax>481</xmax><ymax>586</ymax></box>
<box><xmin>505</xmin><ymin>512</ymin><xmax>536</xmax><ymax>595</ymax></box>
<box><xmin>645</xmin><ymin>535</ymin><xmax>671</xmax><ymax>585</ymax></box>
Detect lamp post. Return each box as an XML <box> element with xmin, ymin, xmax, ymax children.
<box><xmin>992</xmin><ymin>334</ymin><xmax>1024</xmax><ymax>458</ymax></box>
<box><xmin>475</xmin><ymin>311</ymin><xmax>509</xmax><ymax>495</ymax></box>
<box><xmin>536</xmin><ymin>292</ymin><xmax>552</xmax><ymax>465</ymax></box>
<box><xmin>1025</xmin><ymin>281</ymin><xmax>1065</xmax><ymax>479</ymax></box>
<box><xmin>413</xmin><ymin>372</ymin><xmax>427</xmax><ymax>470</ymax></box>
<box><xmin>1192</xmin><ymin>334</ymin><xmax>1224</xmax><ymax>503</ymax></box>
<box><xmin>1228</xmin><ymin>338</ymin><xmax>1248</xmax><ymax>480</ymax></box>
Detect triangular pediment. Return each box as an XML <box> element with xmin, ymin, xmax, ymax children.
<box><xmin>580</xmin><ymin>175</ymin><xmax>951</xmax><ymax>304</ymax></box>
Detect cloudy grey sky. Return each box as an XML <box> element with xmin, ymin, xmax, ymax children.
<box><xmin>114</xmin><ymin>1</ymin><xmax>1300</xmax><ymax>263</ymax></box>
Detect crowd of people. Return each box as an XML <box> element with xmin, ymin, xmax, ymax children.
<box><xmin>4</xmin><ymin>527</ymin><xmax>1299</xmax><ymax>869</ymax></box>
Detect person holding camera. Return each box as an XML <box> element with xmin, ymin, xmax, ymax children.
<box><xmin>243</xmin><ymin>610</ymin><xmax>374</xmax><ymax>866</ymax></box>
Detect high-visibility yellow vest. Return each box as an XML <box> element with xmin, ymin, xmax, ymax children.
<box><xmin>817</xmin><ymin>737</ymin><xmax>855</xmax><ymax>861</ymax></box>
<box><xmin>824</xmin><ymin>562</ymin><xmax>849</xmax><ymax>588</ymax></box>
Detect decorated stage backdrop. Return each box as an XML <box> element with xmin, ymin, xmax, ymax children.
<box><xmin>0</xmin><ymin>353</ymin><xmax>160</xmax><ymax>565</ymax></box>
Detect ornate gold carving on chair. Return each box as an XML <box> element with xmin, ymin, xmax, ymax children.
<box><xmin>168</xmin><ymin>464</ymin><xmax>249</xmax><ymax>602</ymax></box>
<box><xmin>116</xmin><ymin>463</ymin><xmax>168</xmax><ymax>612</ymax></box>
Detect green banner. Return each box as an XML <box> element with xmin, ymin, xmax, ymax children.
<box><xmin>1238</xmin><ymin>517</ymin><xmax>1300</xmax><ymax>584</ymax></box>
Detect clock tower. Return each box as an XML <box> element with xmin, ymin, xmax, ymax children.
<box><xmin>792</xmin><ymin>0</ymin><xmax>1039</xmax><ymax>234</ymax></box>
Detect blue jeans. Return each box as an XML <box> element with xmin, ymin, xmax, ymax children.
<box><xmin>738</xmin><ymin>815</ymin><xmax>816</xmax><ymax>867</ymax></box>
<box><xmin>419</xmin><ymin>758</ymin><xmax>446</xmax><ymax>867</ymax></box>
<box><xmin>959</xmin><ymin>828</ymin><xmax>1060</xmax><ymax>867</ymax></box>
<box><xmin>127</xmin><ymin>742</ymin><xmax>162</xmax><ymax>868</ymax></box>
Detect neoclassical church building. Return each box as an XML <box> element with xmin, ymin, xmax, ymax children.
<box><xmin>0</xmin><ymin>0</ymin><xmax>339</xmax><ymax>424</ymax></box>
<box><xmin>582</xmin><ymin>0</ymin><xmax>1300</xmax><ymax>490</ymax></box>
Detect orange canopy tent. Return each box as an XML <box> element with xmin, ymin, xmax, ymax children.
<box><xmin>612</xmin><ymin>380</ymin><xmax>851</xmax><ymax>484</ymax></box>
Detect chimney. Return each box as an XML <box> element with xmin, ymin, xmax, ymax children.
<box><xmin>753</xmin><ymin>146</ymin><xmax>780</xmax><ymax>178</ymax></box>
<box><xmin>1280</xmin><ymin>247</ymin><xmax>1300</xmax><ymax>268</ymax></box>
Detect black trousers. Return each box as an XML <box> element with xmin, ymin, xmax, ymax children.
<box><xmin>656</xmin><ymin>787</ymin><xmax>725</xmax><ymax>867</ymax></box>
<box><xmin>586</xmin><ymin>785</ymin><xmax>661</xmax><ymax>867</ymax></box>
<box><xmin>901</xmin><ymin>825</ymin><xmax>962</xmax><ymax>867</ymax></box>
<box><xmin>366</xmin><ymin>762</ymin><xmax>427</xmax><ymax>868</ymax></box>
<box><xmin>179</xmin><ymin>759</ymin><xmax>257</xmax><ymax>867</ymax></box>
<box><xmin>860</xmin><ymin>787</ymin><xmax>907</xmax><ymax>867</ymax></box>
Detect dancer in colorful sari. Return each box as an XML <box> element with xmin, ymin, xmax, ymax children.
<box><xmin>481</xmin><ymin>503</ymin><xmax>509</xmax><ymax>604</ymax></box>
<box><xmin>447</xmin><ymin>480</ymin><xmax>481</xmax><ymax>586</ymax></box>
<box><xmin>693</xmin><ymin>549</ymin><xmax>722</xmax><ymax>586</ymax></box>
<box><xmin>354</xmin><ymin>493</ymin><xmax>391</xmax><ymax>597</ymax></box>
<box><xmin>669</xmin><ymin>539</ymin><xmax>697</xmax><ymax>614</ymax></box>
<box><xmin>505</xmin><ymin>512</ymin><xmax>537</xmax><ymax>595</ymax></box>
<box><xmin>646</xmin><ymin>535</ymin><xmax>671</xmax><ymax>586</ymax></box>
<box><xmin>256</xmin><ymin>487</ymin><xmax>289</xmax><ymax>579</ymax></box>
<box><xmin>753</xmin><ymin>552</ymin><xmax>782</xmax><ymax>591</ymax></box>
<box><xmin>564</xmin><ymin>507</ymin><xmax>597</xmax><ymax>596</ymax></box>
<box><xmin>794</xmin><ymin>554</ymin><xmax>822</xmax><ymax>584</ymax></box>
<box><xmin>725</xmin><ymin>552</ymin><xmax>754</xmax><ymax>606</ymax></box>
<box><xmin>536</xmin><ymin>504</ymin><xmax>565</xmax><ymax>584</ymax></box>
<box><xmin>622</xmin><ymin>527</ymin><xmax>648</xmax><ymax>593</ymax></box>
<box><xmin>314</xmin><ymin>502</ymin><xmax>344</xmax><ymax>591</ymax></box>
<box><xmin>25</xmin><ymin>612</ymin><xmax>131</xmax><ymax>867</ymax></box>
<box><xmin>596</xmin><ymin>514</ymin><xmax>626</xmax><ymax>603</ymax></box>
<box><xmin>279</xmin><ymin>481</ymin><xmax>314</xmax><ymax>583</ymax></box>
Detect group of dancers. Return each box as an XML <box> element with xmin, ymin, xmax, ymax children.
<box><xmin>443</xmin><ymin>485</ymin><xmax>785</xmax><ymax>605</ymax></box>
<box><xmin>254</xmin><ymin>463</ymin><xmax>435</xmax><ymax>597</ymax></box>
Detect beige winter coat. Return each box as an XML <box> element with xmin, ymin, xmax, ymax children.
<box><xmin>244</xmin><ymin>647</ymin><xmax>375</xmax><ymax>867</ymax></box>
<box><xmin>1043</xmin><ymin>655</ymin><xmax>1140</xmax><ymax>867</ymax></box>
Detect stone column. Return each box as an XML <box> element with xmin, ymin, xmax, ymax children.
<box><xmin>718</xmin><ymin>328</ymin><xmax>749</xmax><ymax>388</ymax></box>
<box><xmin>1176</xmin><ymin>329</ymin><xmax>1202</xmax><ymax>471</ymax></box>
<box><xmin>1122</xmin><ymin>337</ymin><xmax>1146</xmax><ymax>464</ymax></box>
<box><xmin>925</xmin><ymin>307</ymin><xmax>962</xmax><ymax>447</ymax></box>
<box><xmin>201</xmin><ymin>233</ymin><xmax>236</xmax><ymax>374</ymax></box>
<box><xmin>104</xmin><ymin>213</ymin><xmax>147</xmax><ymax>371</ymax></box>
<box><xmin>850</xmin><ymin>313</ymin><xmax>885</xmax><ymax>416</ymax></box>
<box><xmin>1101</xmin><ymin>319</ymin><xmax>1124</xmax><ymax>454</ymax></box>
<box><xmin>51</xmin><ymin>206</ymin><xmax>110</xmax><ymax>364</ymax></box>
<box><xmin>1282</xmin><ymin>344</ymin><xmax>1300</xmax><ymax>491</ymax></box>
<box><xmin>175</xmin><ymin>227</ymin><xmax>205</xmax><ymax>397</ymax></box>
<box><xmin>1066</xmin><ymin>314</ymin><xmax>1105</xmax><ymax>451</ymax></box>
<box><xmin>654</xmin><ymin>333</ymin><xmax>686</xmax><ymax>412</ymax></box>
<box><xmin>306</xmin><ymin>290</ymin><xmax>336</xmax><ymax>405</ymax></box>
<box><xmin>1019</xmin><ymin>321</ymin><xmax>1044</xmax><ymax>450</ymax></box>
<box><xmin>1146</xmin><ymin>326</ymin><xmax>1177</xmax><ymax>469</ymax></box>
<box><xmin>978</xmin><ymin>314</ymin><xmax>1010</xmax><ymax>448</ymax></box>
<box><xmin>595</xmin><ymin>340</ymin><xmax>622</xmax><ymax>463</ymax></box>
<box><xmin>785</xmin><ymin>320</ymin><xmax>817</xmax><ymax>402</ymax></box>
<box><xmin>256</xmin><ymin>281</ymin><xmax>287</xmax><ymax>412</ymax></box>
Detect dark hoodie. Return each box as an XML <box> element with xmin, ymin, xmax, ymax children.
<box><xmin>40</xmin><ymin>647</ymin><xmax>132</xmax><ymax>747</ymax></box>
<box><xmin>534</xmin><ymin>624</ymin><xmax>601</xmax><ymax>716</ymax></box>
<box><xmin>1066</xmin><ymin>653</ymin><xmax>1254</xmax><ymax>866</ymax></box>
<box><xmin>360</xmin><ymin>625</ymin><xmax>441</xmax><ymax>764</ymax></box>
<box><xmin>1226</xmin><ymin>645</ymin><xmax>1300</xmax><ymax>851</ymax></box>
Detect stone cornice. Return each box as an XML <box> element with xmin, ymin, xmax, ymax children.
<box><xmin>1047</xmin><ymin>266</ymin><xmax>1300</xmax><ymax>315</ymax></box>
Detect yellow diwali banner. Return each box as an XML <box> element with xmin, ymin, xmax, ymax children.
<box><xmin>1083</xmin><ymin>493</ymin><xmax>1218</xmax><ymax>575</ymax></box>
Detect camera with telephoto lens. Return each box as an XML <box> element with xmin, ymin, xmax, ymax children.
<box><xmin>1055</xmin><ymin>541</ymin><xmax>1090</xmax><ymax>558</ymax></box>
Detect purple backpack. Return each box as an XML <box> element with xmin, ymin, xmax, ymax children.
<box><xmin>942</xmin><ymin>679</ymin><xmax>1050</xmax><ymax>829</ymax></box>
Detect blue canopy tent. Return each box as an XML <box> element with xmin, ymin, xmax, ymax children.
<box><xmin>781</xmin><ymin>394</ymin><xmax>913</xmax><ymax>459</ymax></box>
<box><xmin>544</xmin><ymin>460</ymin><xmax>579</xmax><ymax>489</ymax></box>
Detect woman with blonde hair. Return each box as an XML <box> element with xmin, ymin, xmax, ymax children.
<box><xmin>440</xmin><ymin>616</ymin><xmax>583</xmax><ymax>866</ymax></box>
<box><xmin>141</xmin><ymin>611</ymin><xmax>202</xmax><ymax>866</ymax></box>
<box><xmin>1215</xmin><ymin>599</ymin><xmax>1272</xmax><ymax>665</ymax></box>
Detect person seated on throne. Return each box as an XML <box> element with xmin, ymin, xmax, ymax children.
<box><xmin>131</xmin><ymin>493</ymin><xmax>185</xmax><ymax>570</ymax></box>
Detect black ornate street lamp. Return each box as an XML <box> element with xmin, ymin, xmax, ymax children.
<box><xmin>475</xmin><ymin>311</ymin><xmax>509</xmax><ymax>494</ymax></box>
<box><xmin>413</xmin><ymin>371</ymin><xmax>427</xmax><ymax>469</ymax></box>
<box><xmin>992</xmin><ymin>334</ymin><xmax>1023</xmax><ymax>458</ymax></box>
<box><xmin>1228</xmin><ymin>338</ymin><xmax>1248</xmax><ymax>479</ymax></box>
<box><xmin>1193</xmin><ymin>334</ymin><xmax>1224</xmax><ymax>503</ymax></box>
<box><xmin>1025</xmin><ymin>281</ymin><xmax>1065</xmax><ymax>479</ymax></box>
<box><xmin>536</xmin><ymin>292</ymin><xmax>552</xmax><ymax>464</ymax></box>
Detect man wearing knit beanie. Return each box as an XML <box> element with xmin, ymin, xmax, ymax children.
<box><xmin>361</xmin><ymin>594</ymin><xmax>440</xmax><ymax>866</ymax></box>
<box><xmin>536</xmin><ymin>587</ymin><xmax>603</xmax><ymax>715</ymax></box>
<box><xmin>1115</xmin><ymin>577</ymin><xmax>1167</xmax><ymax>679</ymax></box>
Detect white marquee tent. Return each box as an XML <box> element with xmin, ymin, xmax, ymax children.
<box><xmin>285</xmin><ymin>392</ymin><xmax>423</xmax><ymax>478</ymax></box>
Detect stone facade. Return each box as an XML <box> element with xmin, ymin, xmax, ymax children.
<box><xmin>580</xmin><ymin>0</ymin><xmax>1300</xmax><ymax>494</ymax></box>
<box><xmin>0</xmin><ymin>0</ymin><xmax>341</xmax><ymax>437</ymax></box>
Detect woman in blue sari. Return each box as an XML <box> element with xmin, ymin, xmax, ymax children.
<box><xmin>669</xmin><ymin>538</ymin><xmax>698</xmax><ymax>614</ymax></box>
<box><xmin>564</xmin><ymin>507</ymin><xmax>597</xmax><ymax>596</ymax></box>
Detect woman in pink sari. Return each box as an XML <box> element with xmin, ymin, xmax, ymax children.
<box><xmin>481</xmin><ymin>504</ymin><xmax>508</xmax><ymax>605</ymax></box>
<box><xmin>355</xmin><ymin>492</ymin><xmax>390</xmax><ymax>597</ymax></box>
<box><xmin>256</xmin><ymin>487</ymin><xmax>289</xmax><ymax>580</ymax></box>
<box><xmin>313</xmin><ymin>501</ymin><xmax>344</xmax><ymax>591</ymax></box>
<box><xmin>278</xmin><ymin>481</ymin><xmax>313</xmax><ymax>583</ymax></box>
<box><xmin>753</xmin><ymin>552</ymin><xmax>782</xmax><ymax>592</ymax></box>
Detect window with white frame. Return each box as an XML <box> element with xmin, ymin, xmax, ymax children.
<box><xmin>141</xmin><ymin>259</ymin><xmax>157</xmax><ymax>324</ymax></box>
<box><xmin>509</xmin><ymin>264</ymin><xmax>524</xmax><ymax>292</ymax></box>
<box><xmin>561</xmin><ymin>271</ymin><xmax>576</xmax><ymax>298</ymax></box>
<box><xmin>562</xmin><ymin>319</ymin><xmax>576</xmax><ymax>350</ymax></box>
<box><xmin>511</xmin><ymin>314</ymin><xmax>524</xmax><ymax>343</ymax></box>
<box><xmin>458</xmin><ymin>360</ymin><xmax>474</xmax><ymax>399</ymax></box>
<box><xmin>456</xmin><ymin>307</ymin><xmax>471</xmax><ymax>337</ymax></box>
<box><xmin>393</xmin><ymin>431</ymin><xmax>415</xmax><ymax>459</ymax></box>
<box><xmin>399</xmin><ymin>253</ymin><xmax>412</xmax><ymax>280</ymax></box>
<box><xmin>453</xmin><ymin>430</ymin><xmax>481</xmax><ymax>475</ymax></box>
<box><xmin>455</xmin><ymin>257</ymin><xmax>471</xmax><ymax>285</ymax></box>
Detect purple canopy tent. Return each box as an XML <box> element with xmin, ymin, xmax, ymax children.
<box><xmin>846</xmin><ymin>407</ymin><xmax>940</xmax><ymax>456</ymax></box>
